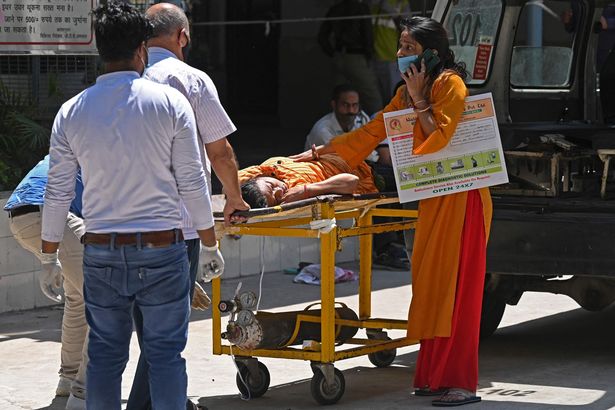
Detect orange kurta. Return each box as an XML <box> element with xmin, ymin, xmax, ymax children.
<box><xmin>331</xmin><ymin>72</ymin><xmax>492</xmax><ymax>340</ymax></box>
<box><xmin>238</xmin><ymin>154</ymin><xmax>378</xmax><ymax>194</ymax></box>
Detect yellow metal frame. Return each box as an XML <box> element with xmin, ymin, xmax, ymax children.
<box><xmin>212</xmin><ymin>200</ymin><xmax>419</xmax><ymax>364</ymax></box>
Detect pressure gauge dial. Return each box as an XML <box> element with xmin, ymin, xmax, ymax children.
<box><xmin>236</xmin><ymin>310</ymin><xmax>255</xmax><ymax>327</ymax></box>
<box><xmin>238</xmin><ymin>291</ymin><xmax>258</xmax><ymax>310</ymax></box>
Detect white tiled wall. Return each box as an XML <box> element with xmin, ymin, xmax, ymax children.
<box><xmin>0</xmin><ymin>194</ymin><xmax>56</xmax><ymax>314</ymax></box>
<box><xmin>220</xmin><ymin>230</ymin><xmax>358</xmax><ymax>278</ymax></box>
<box><xmin>0</xmin><ymin>193</ymin><xmax>359</xmax><ymax>314</ymax></box>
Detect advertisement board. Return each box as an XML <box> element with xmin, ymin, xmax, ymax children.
<box><xmin>384</xmin><ymin>92</ymin><xmax>508</xmax><ymax>203</ymax></box>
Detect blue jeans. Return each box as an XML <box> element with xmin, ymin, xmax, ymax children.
<box><xmin>127</xmin><ymin>238</ymin><xmax>200</xmax><ymax>410</ymax></box>
<box><xmin>83</xmin><ymin>240</ymin><xmax>190</xmax><ymax>410</ymax></box>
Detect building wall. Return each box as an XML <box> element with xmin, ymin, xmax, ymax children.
<box><xmin>0</xmin><ymin>55</ymin><xmax>99</xmax><ymax>122</ymax></box>
<box><xmin>0</xmin><ymin>193</ymin><xmax>56</xmax><ymax>313</ymax></box>
<box><xmin>278</xmin><ymin>1</ymin><xmax>337</xmax><ymax>131</ymax></box>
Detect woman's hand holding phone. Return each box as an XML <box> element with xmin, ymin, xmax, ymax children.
<box><xmin>402</xmin><ymin>49</ymin><xmax>440</xmax><ymax>104</ymax></box>
<box><xmin>402</xmin><ymin>59</ymin><xmax>428</xmax><ymax>103</ymax></box>
<box><xmin>421</xmin><ymin>49</ymin><xmax>441</xmax><ymax>73</ymax></box>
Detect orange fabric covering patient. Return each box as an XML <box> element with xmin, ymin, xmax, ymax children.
<box><xmin>238</xmin><ymin>154</ymin><xmax>378</xmax><ymax>207</ymax></box>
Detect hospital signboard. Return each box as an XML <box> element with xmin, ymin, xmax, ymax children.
<box><xmin>385</xmin><ymin>92</ymin><xmax>508</xmax><ymax>203</ymax></box>
<box><xmin>0</xmin><ymin>0</ymin><xmax>98</xmax><ymax>54</ymax></box>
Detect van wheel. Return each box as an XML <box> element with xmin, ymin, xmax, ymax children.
<box><xmin>480</xmin><ymin>284</ymin><xmax>507</xmax><ymax>339</ymax></box>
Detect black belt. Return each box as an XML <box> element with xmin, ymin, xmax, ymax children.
<box><xmin>7</xmin><ymin>205</ymin><xmax>40</xmax><ymax>218</ymax></box>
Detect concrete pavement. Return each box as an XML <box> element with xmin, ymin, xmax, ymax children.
<box><xmin>1</xmin><ymin>264</ymin><xmax>615</xmax><ymax>409</ymax></box>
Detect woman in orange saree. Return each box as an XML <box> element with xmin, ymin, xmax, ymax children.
<box><xmin>291</xmin><ymin>16</ymin><xmax>492</xmax><ymax>407</ymax></box>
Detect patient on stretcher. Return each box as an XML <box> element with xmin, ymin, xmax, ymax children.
<box><xmin>239</xmin><ymin>154</ymin><xmax>378</xmax><ymax>208</ymax></box>
<box><xmin>237</xmin><ymin>154</ymin><xmax>410</xmax><ymax>270</ymax></box>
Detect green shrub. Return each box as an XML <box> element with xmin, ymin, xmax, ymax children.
<box><xmin>0</xmin><ymin>80</ymin><xmax>50</xmax><ymax>191</ymax></box>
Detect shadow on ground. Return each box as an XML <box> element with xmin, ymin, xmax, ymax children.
<box><xmin>0</xmin><ymin>264</ymin><xmax>411</xmax><ymax>344</ymax></box>
<box><xmin>197</xmin><ymin>304</ymin><xmax>615</xmax><ymax>410</ymax></box>
<box><xmin>6</xmin><ymin>271</ymin><xmax>615</xmax><ymax>410</ymax></box>
<box><xmin>33</xmin><ymin>396</ymin><xmax>67</xmax><ymax>410</ymax></box>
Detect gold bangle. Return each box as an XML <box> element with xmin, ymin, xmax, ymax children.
<box><xmin>413</xmin><ymin>99</ymin><xmax>426</xmax><ymax>106</ymax></box>
<box><xmin>415</xmin><ymin>104</ymin><xmax>432</xmax><ymax>113</ymax></box>
<box><xmin>311</xmin><ymin>144</ymin><xmax>319</xmax><ymax>160</ymax></box>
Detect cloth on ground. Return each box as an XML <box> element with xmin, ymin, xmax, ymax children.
<box><xmin>293</xmin><ymin>264</ymin><xmax>358</xmax><ymax>285</ymax></box>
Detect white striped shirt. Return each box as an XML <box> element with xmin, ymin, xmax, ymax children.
<box><xmin>42</xmin><ymin>71</ymin><xmax>214</xmax><ymax>242</ymax></box>
<box><xmin>145</xmin><ymin>47</ymin><xmax>236</xmax><ymax>239</ymax></box>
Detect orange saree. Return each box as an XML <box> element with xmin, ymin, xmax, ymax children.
<box><xmin>331</xmin><ymin>71</ymin><xmax>492</xmax><ymax>391</ymax></box>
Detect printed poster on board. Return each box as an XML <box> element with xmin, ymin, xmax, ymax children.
<box><xmin>384</xmin><ymin>92</ymin><xmax>508</xmax><ymax>203</ymax></box>
<box><xmin>0</xmin><ymin>1</ymin><xmax>97</xmax><ymax>54</ymax></box>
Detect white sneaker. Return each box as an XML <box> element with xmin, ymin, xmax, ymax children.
<box><xmin>56</xmin><ymin>376</ymin><xmax>72</xmax><ymax>397</ymax></box>
<box><xmin>66</xmin><ymin>393</ymin><xmax>86</xmax><ymax>410</ymax></box>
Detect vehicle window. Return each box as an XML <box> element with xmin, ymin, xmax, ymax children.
<box><xmin>510</xmin><ymin>0</ymin><xmax>580</xmax><ymax>88</ymax></box>
<box><xmin>443</xmin><ymin>0</ymin><xmax>503</xmax><ymax>85</ymax></box>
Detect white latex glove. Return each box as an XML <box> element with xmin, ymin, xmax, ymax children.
<box><xmin>191</xmin><ymin>281</ymin><xmax>211</xmax><ymax>310</ymax></box>
<box><xmin>39</xmin><ymin>251</ymin><xmax>64</xmax><ymax>302</ymax></box>
<box><xmin>66</xmin><ymin>212</ymin><xmax>86</xmax><ymax>241</ymax></box>
<box><xmin>198</xmin><ymin>244</ymin><xmax>225</xmax><ymax>282</ymax></box>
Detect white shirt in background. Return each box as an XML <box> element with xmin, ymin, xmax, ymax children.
<box><xmin>304</xmin><ymin>111</ymin><xmax>380</xmax><ymax>162</ymax></box>
<box><xmin>145</xmin><ymin>46</ymin><xmax>236</xmax><ymax>240</ymax></box>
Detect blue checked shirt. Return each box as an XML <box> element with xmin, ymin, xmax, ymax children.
<box><xmin>5</xmin><ymin>155</ymin><xmax>83</xmax><ymax>218</ymax></box>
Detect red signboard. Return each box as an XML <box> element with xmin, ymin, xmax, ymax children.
<box><xmin>472</xmin><ymin>43</ymin><xmax>493</xmax><ymax>80</ymax></box>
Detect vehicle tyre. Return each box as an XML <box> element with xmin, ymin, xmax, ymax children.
<box><xmin>480</xmin><ymin>285</ymin><xmax>507</xmax><ymax>339</ymax></box>
<box><xmin>236</xmin><ymin>361</ymin><xmax>270</xmax><ymax>398</ymax></box>
<box><xmin>310</xmin><ymin>367</ymin><xmax>345</xmax><ymax>405</ymax></box>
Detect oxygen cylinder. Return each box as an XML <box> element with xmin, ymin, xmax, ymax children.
<box><xmin>222</xmin><ymin>303</ymin><xmax>359</xmax><ymax>350</ymax></box>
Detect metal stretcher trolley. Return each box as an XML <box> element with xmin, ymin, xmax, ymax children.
<box><xmin>211</xmin><ymin>193</ymin><xmax>418</xmax><ymax>405</ymax></box>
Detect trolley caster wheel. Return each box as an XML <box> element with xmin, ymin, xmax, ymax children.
<box><xmin>236</xmin><ymin>361</ymin><xmax>270</xmax><ymax>398</ymax></box>
<box><xmin>367</xmin><ymin>348</ymin><xmax>397</xmax><ymax>367</ymax></box>
<box><xmin>366</xmin><ymin>330</ymin><xmax>396</xmax><ymax>367</ymax></box>
<box><xmin>310</xmin><ymin>367</ymin><xmax>345</xmax><ymax>405</ymax></box>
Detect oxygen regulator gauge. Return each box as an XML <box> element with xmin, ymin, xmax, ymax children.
<box><xmin>238</xmin><ymin>291</ymin><xmax>258</xmax><ymax>310</ymax></box>
<box><xmin>236</xmin><ymin>310</ymin><xmax>256</xmax><ymax>327</ymax></box>
<box><xmin>218</xmin><ymin>300</ymin><xmax>237</xmax><ymax>313</ymax></box>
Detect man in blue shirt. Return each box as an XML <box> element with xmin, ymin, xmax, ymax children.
<box><xmin>4</xmin><ymin>155</ymin><xmax>87</xmax><ymax>409</ymax></box>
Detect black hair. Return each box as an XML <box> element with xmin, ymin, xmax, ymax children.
<box><xmin>331</xmin><ymin>83</ymin><xmax>360</xmax><ymax>102</ymax></box>
<box><xmin>146</xmin><ymin>3</ymin><xmax>189</xmax><ymax>38</ymax></box>
<box><xmin>399</xmin><ymin>16</ymin><xmax>467</xmax><ymax>83</ymax></box>
<box><xmin>92</xmin><ymin>1</ymin><xmax>153</xmax><ymax>62</ymax></box>
<box><xmin>240</xmin><ymin>179</ymin><xmax>268</xmax><ymax>209</ymax></box>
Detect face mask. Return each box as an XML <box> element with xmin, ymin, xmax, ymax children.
<box><xmin>181</xmin><ymin>31</ymin><xmax>191</xmax><ymax>62</ymax></box>
<box><xmin>398</xmin><ymin>54</ymin><xmax>420</xmax><ymax>74</ymax></box>
<box><xmin>182</xmin><ymin>42</ymin><xmax>191</xmax><ymax>62</ymax></box>
<box><xmin>139</xmin><ymin>49</ymin><xmax>150</xmax><ymax>76</ymax></box>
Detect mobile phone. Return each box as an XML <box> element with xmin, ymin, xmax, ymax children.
<box><xmin>420</xmin><ymin>49</ymin><xmax>441</xmax><ymax>73</ymax></box>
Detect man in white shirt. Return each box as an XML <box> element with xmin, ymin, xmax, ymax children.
<box><xmin>304</xmin><ymin>84</ymin><xmax>379</xmax><ymax>163</ymax></box>
<box><xmin>145</xmin><ymin>3</ymin><xmax>248</xmax><ymax>226</ymax></box>
<box><xmin>41</xmin><ymin>3</ymin><xmax>223</xmax><ymax>409</ymax></box>
<box><xmin>126</xmin><ymin>4</ymin><xmax>249</xmax><ymax>408</ymax></box>
<box><xmin>304</xmin><ymin>84</ymin><xmax>407</xmax><ymax>270</ymax></box>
